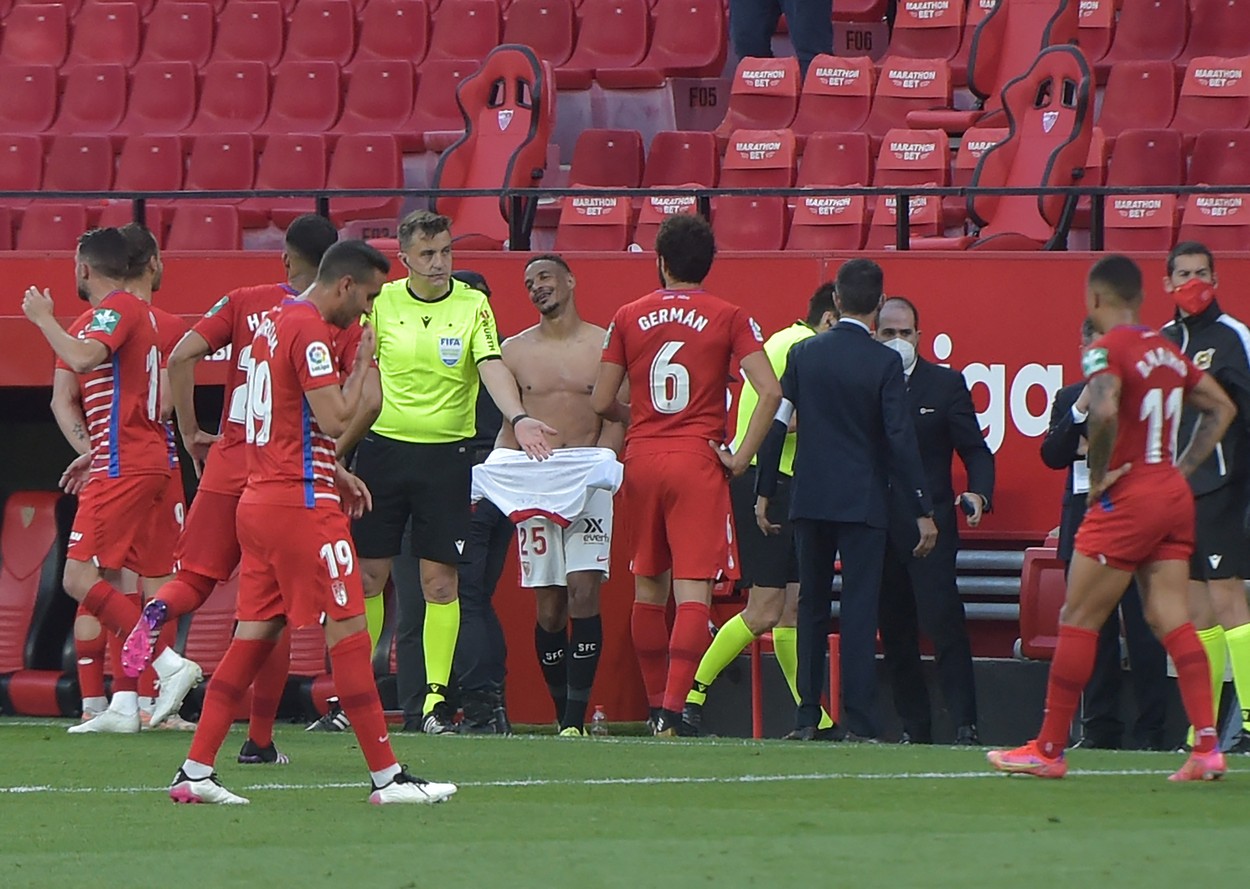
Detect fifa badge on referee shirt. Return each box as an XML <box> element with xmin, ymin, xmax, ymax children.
<box><xmin>439</xmin><ymin>337</ymin><xmax>463</xmax><ymax>367</ymax></box>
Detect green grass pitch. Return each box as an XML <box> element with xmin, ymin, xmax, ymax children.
<box><xmin>2</xmin><ymin>720</ymin><xmax>1249</xmax><ymax>889</ymax></box>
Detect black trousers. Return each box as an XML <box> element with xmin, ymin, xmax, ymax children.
<box><xmin>728</xmin><ymin>0</ymin><xmax>834</xmax><ymax>77</ymax></box>
<box><xmin>878</xmin><ymin>534</ymin><xmax>978</xmax><ymax>736</ymax></box>
<box><xmin>794</xmin><ymin>519</ymin><xmax>886</xmax><ymax>737</ymax></box>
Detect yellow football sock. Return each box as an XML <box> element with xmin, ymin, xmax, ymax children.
<box><xmin>772</xmin><ymin>626</ymin><xmax>834</xmax><ymax>730</ymax></box>
<box><xmin>421</xmin><ymin>598</ymin><xmax>460</xmax><ymax>714</ymax></box>
<box><xmin>363</xmin><ymin>594</ymin><xmax>385</xmax><ymax>654</ymax></box>
<box><xmin>1223</xmin><ymin>624</ymin><xmax>1250</xmax><ymax>729</ymax></box>
<box><xmin>686</xmin><ymin>614</ymin><xmax>756</xmax><ymax>706</ymax></box>
<box><xmin>1190</xmin><ymin>625</ymin><xmax>1227</xmax><ymax>746</ymax></box>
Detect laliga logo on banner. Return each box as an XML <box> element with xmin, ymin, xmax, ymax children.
<box><xmin>934</xmin><ymin>332</ymin><xmax>1062</xmax><ymax>453</ymax></box>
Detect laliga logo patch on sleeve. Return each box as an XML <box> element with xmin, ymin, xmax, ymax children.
<box><xmin>749</xmin><ymin>317</ymin><xmax>763</xmax><ymax>342</ymax></box>
<box><xmin>1082</xmin><ymin>347</ymin><xmax>1109</xmax><ymax>378</ymax></box>
<box><xmin>86</xmin><ymin>308</ymin><xmax>120</xmax><ymax>334</ymax></box>
<box><xmin>306</xmin><ymin>341</ymin><xmax>334</xmax><ymax>377</ymax></box>
<box><xmin>204</xmin><ymin>295</ymin><xmax>229</xmax><ymax>318</ymax></box>
<box><xmin>603</xmin><ymin>322</ymin><xmax>615</xmax><ymax>350</ymax></box>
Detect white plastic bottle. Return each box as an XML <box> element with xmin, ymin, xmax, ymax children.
<box><xmin>589</xmin><ymin>705</ymin><xmax>609</xmax><ymax>737</ymax></box>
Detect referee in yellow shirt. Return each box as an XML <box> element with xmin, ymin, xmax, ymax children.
<box><xmin>352</xmin><ymin>210</ymin><xmax>554</xmax><ymax>734</ymax></box>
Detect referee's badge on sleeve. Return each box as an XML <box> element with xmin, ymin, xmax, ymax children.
<box><xmin>439</xmin><ymin>336</ymin><xmax>463</xmax><ymax>366</ymax></box>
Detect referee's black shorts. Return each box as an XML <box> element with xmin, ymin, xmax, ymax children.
<box><xmin>730</xmin><ymin>467</ymin><xmax>798</xmax><ymax>590</ymax></box>
<box><xmin>351</xmin><ymin>432</ymin><xmax>471</xmax><ymax>565</ymax></box>
<box><xmin>1190</xmin><ymin>483</ymin><xmax>1250</xmax><ymax>581</ymax></box>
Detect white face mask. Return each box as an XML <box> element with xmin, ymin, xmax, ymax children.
<box><xmin>882</xmin><ymin>336</ymin><xmax>917</xmax><ymax>372</ymax></box>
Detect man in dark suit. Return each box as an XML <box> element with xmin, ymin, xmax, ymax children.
<box><xmin>756</xmin><ymin>259</ymin><xmax>936</xmax><ymax>741</ymax></box>
<box><xmin>874</xmin><ymin>297</ymin><xmax>994</xmax><ymax>746</ymax></box>
<box><xmin>1040</xmin><ymin>318</ymin><xmax>1169</xmax><ymax>750</ymax></box>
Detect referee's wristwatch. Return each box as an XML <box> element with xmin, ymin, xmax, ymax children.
<box><xmin>509</xmin><ymin>412</ymin><xmax>530</xmax><ymax>426</ymax></box>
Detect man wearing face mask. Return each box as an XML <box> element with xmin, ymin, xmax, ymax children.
<box><xmin>873</xmin><ymin>296</ymin><xmax>993</xmax><ymax>745</ymax></box>
<box><xmin>1161</xmin><ymin>241</ymin><xmax>1250</xmax><ymax>753</ymax></box>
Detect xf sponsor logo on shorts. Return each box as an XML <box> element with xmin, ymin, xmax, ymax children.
<box><xmin>580</xmin><ymin>517</ymin><xmax>609</xmax><ymax>545</ymax></box>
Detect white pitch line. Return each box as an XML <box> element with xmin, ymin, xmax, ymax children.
<box><xmin>0</xmin><ymin>767</ymin><xmax>1189</xmax><ymax>796</ymax></box>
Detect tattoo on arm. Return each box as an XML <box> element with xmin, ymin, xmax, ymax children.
<box><xmin>72</xmin><ymin>421</ymin><xmax>87</xmax><ymax>446</ymax></box>
<box><xmin>1084</xmin><ymin>374</ymin><xmax>1119</xmax><ymax>486</ymax></box>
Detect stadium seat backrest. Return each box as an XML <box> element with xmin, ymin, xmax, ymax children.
<box><xmin>720</xmin><ymin>128</ymin><xmax>797</xmax><ymax>188</ymax></box>
<box><xmin>865</xmin><ymin>192</ymin><xmax>942</xmax><ymax>247</ymax></box>
<box><xmin>1018</xmin><ymin>546</ymin><xmax>1065</xmax><ymax>660</ymax></box>
<box><xmin>115</xmin><ymin>134</ymin><xmax>185</xmax><ymax>192</ymax></box>
<box><xmin>1179</xmin><ymin>192</ymin><xmax>1250</xmax><ymax>251</ymax></box>
<box><xmin>641</xmin><ymin>0</ymin><xmax>726</xmax><ymax>78</ymax></box>
<box><xmin>714</xmin><ymin>56</ymin><xmax>801</xmax><ymax>138</ymax></box>
<box><xmin>1100</xmin><ymin>0</ymin><xmax>1187</xmax><ymax>68</ymax></box>
<box><xmin>1106</xmin><ymin>128</ymin><xmax>1184</xmax><ymax>188</ymax></box>
<box><xmin>863</xmin><ymin>56</ymin><xmax>951</xmax><ymax>139</ymax></box>
<box><xmin>123</xmin><ymin>61</ymin><xmax>198</xmax><ymax>135</ymax></box>
<box><xmin>44</xmin><ymin>135</ymin><xmax>115</xmax><ymax>192</ymax></box>
<box><xmin>185</xmin><ymin>133</ymin><xmax>258</xmax><ymax>193</ymax></box>
<box><xmin>66</xmin><ymin>0</ymin><xmax>142</xmax><ymax>67</ymax></box>
<box><xmin>712</xmin><ymin>196</ymin><xmax>789</xmax><ymax>251</ymax></box>
<box><xmin>139</xmin><ymin>0</ymin><xmax>215</xmax><ymax>67</ymax></box>
<box><xmin>797</xmin><ymin>131</ymin><xmax>873</xmax><ymax>188</ymax></box>
<box><xmin>644</xmin><ymin>131</ymin><xmax>719</xmax><ymax>186</ymax></box>
<box><xmin>433</xmin><ymin>45</ymin><xmax>554</xmax><ymax>247</ymax></box>
<box><xmin>953</xmin><ymin>126</ymin><xmax>1008</xmax><ymax>187</ymax></box>
<box><xmin>263</xmin><ymin>61</ymin><xmax>343</xmax><ymax>136</ymax></box>
<box><xmin>428</xmin><ymin>0</ymin><xmax>504</xmax><ymax>64</ymax></box>
<box><xmin>502</xmin><ymin>0</ymin><xmax>575</xmax><ymax>67</ymax></box>
<box><xmin>335</xmin><ymin>60</ymin><xmax>416</xmax><ymax>135</ymax></box>
<box><xmin>284</xmin><ymin>0</ymin><xmax>357</xmax><ymax>65</ymax></box>
<box><xmin>968</xmin><ymin>44</ymin><xmax>1093</xmax><ymax>247</ymax></box>
<box><xmin>1187</xmin><ymin>129</ymin><xmax>1250</xmax><ymax>188</ymax></box>
<box><xmin>554</xmin><ymin>192</ymin><xmax>633</xmax><ymax>251</ymax></box>
<box><xmin>791</xmin><ymin>55</ymin><xmax>875</xmax><ymax>144</ymax></box>
<box><xmin>166</xmin><ymin>205</ymin><xmax>243</xmax><ymax>250</ymax></box>
<box><xmin>0</xmin><ymin>135</ymin><xmax>43</xmax><ymax>193</ymax></box>
<box><xmin>188</xmin><ymin>60</ymin><xmax>272</xmax><ymax>134</ymax></box>
<box><xmin>1103</xmin><ymin>192</ymin><xmax>1178</xmax><ymax>252</ymax></box>
<box><xmin>966</xmin><ymin>0</ymin><xmax>1078</xmax><ymax>110</ymax></box>
<box><xmin>950</xmin><ymin>0</ymin><xmax>997</xmax><ymax>84</ymax></box>
<box><xmin>1171</xmin><ymin>57</ymin><xmax>1250</xmax><ymax>144</ymax></box>
<box><xmin>631</xmin><ymin>188</ymin><xmax>701</xmax><ymax>249</ymax></box>
<box><xmin>0</xmin><ymin>4</ymin><xmax>70</xmax><ymax>66</ymax></box>
<box><xmin>353</xmin><ymin>0</ymin><xmax>431</xmax><ymax>69</ymax></box>
<box><xmin>16</xmin><ymin>203</ymin><xmax>90</xmax><ymax>250</ymax></box>
<box><xmin>0</xmin><ymin>64</ymin><xmax>58</xmax><ymax>133</ymax></box>
<box><xmin>1176</xmin><ymin>0</ymin><xmax>1250</xmax><ymax>73</ymax></box>
<box><xmin>408</xmin><ymin>58</ymin><xmax>477</xmax><ymax>134</ymax></box>
<box><xmin>875</xmin><ymin>127</ymin><xmax>950</xmax><ymax>187</ymax></box>
<box><xmin>559</xmin><ymin>0</ymin><xmax>649</xmax><ymax>71</ymax></box>
<box><xmin>786</xmin><ymin>192</ymin><xmax>868</xmax><ymax>251</ymax></box>
<box><xmin>325</xmin><ymin>133</ymin><xmax>403</xmax><ymax>225</ymax></box>
<box><xmin>1096</xmin><ymin>60</ymin><xmax>1176</xmax><ymax>141</ymax></box>
<box><xmin>1075</xmin><ymin>0</ymin><xmax>1114</xmax><ymax>65</ymax></box>
<box><xmin>210</xmin><ymin>0</ymin><xmax>286</xmax><ymax>67</ymax></box>
<box><xmin>255</xmin><ymin>133</ymin><xmax>329</xmax><ymax>191</ymax></box>
<box><xmin>0</xmin><ymin>493</ymin><xmax>62</xmax><ymax>675</ymax></box>
<box><xmin>889</xmin><ymin>0</ymin><xmax>965</xmax><ymax>61</ymax></box>
<box><xmin>51</xmin><ymin>63</ymin><xmax>129</xmax><ymax>135</ymax></box>
<box><xmin>569</xmin><ymin>129</ymin><xmax>645</xmax><ymax>187</ymax></box>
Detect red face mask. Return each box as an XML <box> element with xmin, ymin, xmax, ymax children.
<box><xmin>1173</xmin><ymin>278</ymin><xmax>1216</xmax><ymax>316</ymax></box>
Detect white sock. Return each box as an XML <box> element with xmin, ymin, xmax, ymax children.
<box><xmin>370</xmin><ymin>763</ymin><xmax>401</xmax><ymax>787</ymax></box>
<box><xmin>139</xmin><ymin>696</ymin><xmax>156</xmax><ymax>712</ymax></box>
<box><xmin>110</xmin><ymin>691</ymin><xmax>139</xmax><ymax>715</ymax></box>
<box><xmin>181</xmin><ymin>759</ymin><xmax>213</xmax><ymax>780</ymax></box>
<box><xmin>153</xmin><ymin>647</ymin><xmax>184</xmax><ymax>677</ymax></box>
<box><xmin>82</xmin><ymin>696</ymin><xmax>108</xmax><ymax>715</ymax></box>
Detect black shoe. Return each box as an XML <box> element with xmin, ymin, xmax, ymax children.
<box><xmin>238</xmin><ymin>739</ymin><xmax>290</xmax><ymax>764</ymax></box>
<box><xmin>646</xmin><ymin>707</ymin><xmax>662</xmax><ymax>735</ymax></box>
<box><xmin>421</xmin><ymin>701</ymin><xmax>457</xmax><ymax>735</ymax></box>
<box><xmin>680</xmin><ymin>702</ymin><xmax>705</xmax><ymax>736</ymax></box>
<box><xmin>305</xmin><ymin>698</ymin><xmax>350</xmax><ymax>732</ymax></box>
<box><xmin>841</xmin><ymin>731</ymin><xmax>880</xmax><ymax>744</ymax></box>
<box><xmin>783</xmin><ymin>726</ymin><xmax>819</xmax><ymax>741</ymax></box>
<box><xmin>954</xmin><ymin>724</ymin><xmax>980</xmax><ymax>746</ymax></box>
<box><xmin>654</xmin><ymin>708</ymin><xmax>697</xmax><ymax>737</ymax></box>
<box><xmin>492</xmin><ymin>704</ymin><xmax>512</xmax><ymax>736</ymax></box>
<box><xmin>900</xmin><ymin>727</ymin><xmax>933</xmax><ymax>745</ymax></box>
<box><xmin>1227</xmin><ymin>730</ymin><xmax>1250</xmax><ymax>754</ymax></box>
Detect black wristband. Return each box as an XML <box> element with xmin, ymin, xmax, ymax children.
<box><xmin>509</xmin><ymin>412</ymin><xmax>530</xmax><ymax>426</ymax></box>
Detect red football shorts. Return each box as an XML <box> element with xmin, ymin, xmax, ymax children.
<box><xmin>621</xmin><ymin>451</ymin><xmax>740</xmax><ymax>581</ymax></box>
<box><xmin>147</xmin><ymin>470</ymin><xmax>186</xmax><ymax>576</ymax></box>
<box><xmin>68</xmin><ymin>473</ymin><xmax>174</xmax><ymax>577</ymax></box>
<box><xmin>175</xmin><ymin>488</ymin><xmax>243</xmax><ymax>582</ymax></box>
<box><xmin>1075</xmin><ymin>470</ymin><xmax>1195</xmax><ymax>572</ymax></box>
<box><xmin>235</xmin><ymin>500</ymin><xmax>364</xmax><ymax>628</ymax></box>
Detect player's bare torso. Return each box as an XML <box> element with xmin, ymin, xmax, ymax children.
<box><xmin>503</xmin><ymin>321</ymin><xmax>609</xmax><ymax>450</ymax></box>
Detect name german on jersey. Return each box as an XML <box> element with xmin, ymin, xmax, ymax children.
<box><xmin>636</xmin><ymin>307</ymin><xmax>709</xmax><ymax>332</ymax></box>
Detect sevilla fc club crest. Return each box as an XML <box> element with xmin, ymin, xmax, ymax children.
<box><xmin>498</xmin><ymin>109</ymin><xmax>514</xmax><ymax>131</ymax></box>
<box><xmin>1042</xmin><ymin>111</ymin><xmax>1059</xmax><ymax>134</ymax></box>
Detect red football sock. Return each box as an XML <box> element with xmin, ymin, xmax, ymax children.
<box><xmin>329</xmin><ymin>631</ymin><xmax>396</xmax><ymax>773</ymax></box>
<box><xmin>248</xmin><ymin>631</ymin><xmax>290</xmax><ymax>748</ymax></box>
<box><xmin>663</xmin><ymin>602</ymin><xmax>711</xmax><ymax>713</ymax></box>
<box><xmin>159</xmin><ymin>571</ymin><xmax>217</xmax><ymax>619</ymax></box>
<box><xmin>75</xmin><ymin>609</ymin><xmax>107</xmax><ymax>700</ymax></box>
<box><xmin>1036</xmin><ymin>624</ymin><xmax>1099</xmax><ymax>759</ymax></box>
<box><xmin>81</xmin><ymin>580</ymin><xmax>141</xmax><ymax>636</ymax></box>
<box><xmin>1164</xmin><ymin>622</ymin><xmax>1218</xmax><ymax>754</ymax></box>
<box><xmin>631</xmin><ymin>601</ymin><xmax>669</xmax><ymax>709</ymax></box>
<box><xmin>140</xmin><ymin>620</ymin><xmax>178</xmax><ymax>698</ymax></box>
<box><xmin>109</xmin><ymin>629</ymin><xmax>138</xmax><ymax>693</ymax></box>
<box><xmin>187</xmin><ymin>638</ymin><xmax>276</xmax><ymax>768</ymax></box>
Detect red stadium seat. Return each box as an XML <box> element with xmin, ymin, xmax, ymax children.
<box><xmin>405</xmin><ymin>58</ymin><xmax>478</xmax><ymax>151</ymax></box>
<box><xmin>712</xmin><ymin>56</ymin><xmax>801</xmax><ymax>145</ymax></box>
<box><xmin>333</xmin><ymin>60</ymin><xmax>416</xmax><ymax>141</ymax></box>
<box><xmin>873</xmin><ymin>127</ymin><xmax>949</xmax><ymax>187</ymax></box>
<box><xmin>350</xmin><ymin>0</ymin><xmax>431</xmax><ymax>71</ymax></box>
<box><xmin>120</xmin><ymin>61</ymin><xmax>197</xmax><ymax>136</ymax></box>
<box><xmin>835</xmin><ymin>0</ymin><xmax>888</xmax><ymax>20</ymax></box>
<box><xmin>44</xmin><ymin>135</ymin><xmax>115</xmax><ymax>192</ymax></box>
<box><xmin>791</xmin><ymin>55</ymin><xmax>875</xmax><ymax>152</ymax></box>
<box><xmin>965</xmin><ymin>0</ymin><xmax>1078</xmax><ymax>121</ymax></box>
<box><xmin>1095</xmin><ymin>60</ymin><xmax>1176</xmax><ymax>147</ymax></box>
<box><xmin>785</xmin><ymin>193</ymin><xmax>868</xmax><ymax>251</ymax></box>
<box><xmin>570</xmin><ymin>129</ymin><xmax>645</xmax><ymax>187</ymax></box>
<box><xmin>1103</xmin><ymin>193</ymin><xmax>1178</xmax><ymax>252</ymax></box>
<box><xmin>324</xmin><ymin>133</ymin><xmax>403</xmax><ymax>227</ymax></box>
<box><xmin>888</xmin><ymin>0</ymin><xmax>964</xmax><ymax>61</ymax></box>
<box><xmin>713</xmin><ymin>196</ymin><xmax>789</xmax><ymax>251</ymax></box>
<box><xmin>0</xmin><ymin>4</ymin><xmax>70</xmax><ymax>66</ymax></box>
<box><xmin>137</xmin><ymin>0</ymin><xmax>214</xmax><ymax>68</ymax></box>
<box><xmin>1106</xmin><ymin>128</ymin><xmax>1185</xmax><ymax>193</ymax></box>
<box><xmin>184</xmin><ymin>60</ymin><xmax>272</xmax><ymax>136</ymax></box>
<box><xmin>1097</xmin><ymin>0</ymin><xmax>1188</xmax><ymax>81</ymax></box>
<box><xmin>259</xmin><ymin>61</ymin><xmax>343</xmax><ymax>143</ymax></box>
<box><xmin>866</xmin><ymin>193</ymin><xmax>943</xmax><ymax>247</ymax></box>
<box><xmin>166</xmin><ymin>204</ymin><xmax>243</xmax><ymax>249</ymax></box>
<box><xmin>555</xmin><ymin>0</ymin><xmax>649</xmax><ymax>89</ymax></box>
<box><xmin>427</xmin><ymin>0</ymin><xmax>503</xmax><ymax>65</ymax></box>
<box><xmin>48</xmin><ymin>64</ymin><xmax>128</xmax><ymax>140</ymax></box>
<box><xmin>210</xmin><ymin>1</ymin><xmax>286</xmax><ymax>67</ymax></box>
<box><xmin>554</xmin><ymin>193</ymin><xmax>633</xmax><ymax>251</ymax></box>
<box><xmin>1187</xmin><ymin>129</ymin><xmax>1250</xmax><ymax>195</ymax></box>
<box><xmin>65</xmin><ymin>0</ymin><xmax>141</xmax><ymax>68</ymax></box>
<box><xmin>502</xmin><ymin>0</ymin><xmax>575</xmax><ymax>67</ymax></box>
<box><xmin>720</xmin><ymin>128</ymin><xmax>797</xmax><ymax>188</ymax></box>
<box><xmin>185</xmin><ymin>133</ymin><xmax>258</xmax><ymax>205</ymax></box>
<box><xmin>240</xmin><ymin>133</ymin><xmax>329</xmax><ymax>228</ymax></box>
<box><xmin>16</xmin><ymin>203</ymin><xmax>91</xmax><ymax>250</ymax></box>
<box><xmin>1017</xmin><ymin>546</ymin><xmax>1065</xmax><ymax>660</ymax></box>
<box><xmin>0</xmin><ymin>65</ymin><xmax>58</xmax><ymax>135</ymax></box>
<box><xmin>22</xmin><ymin>0</ymin><xmax>81</xmax><ymax>13</ymax></box>
<box><xmin>1174</xmin><ymin>0</ymin><xmax>1250</xmax><ymax>77</ymax></box>
<box><xmin>595</xmin><ymin>0</ymin><xmax>727</xmax><ymax>87</ymax></box>
<box><xmin>108</xmin><ymin>134</ymin><xmax>184</xmax><ymax>236</ymax></box>
<box><xmin>630</xmin><ymin>191</ymin><xmax>700</xmax><ymax>251</ymax></box>
<box><xmin>1170</xmin><ymin>57</ymin><xmax>1250</xmax><ymax>149</ymax></box>
<box><xmin>863</xmin><ymin>57</ymin><xmax>951</xmax><ymax>143</ymax></box>
<box><xmin>0</xmin><ymin>135</ymin><xmax>43</xmax><ymax>215</ymax></box>
<box><xmin>945</xmin><ymin>126</ymin><xmax>1006</xmax><ymax>228</ymax></box>
<box><xmin>0</xmin><ymin>206</ymin><xmax>13</xmax><ymax>250</ymax></box>
<box><xmin>797</xmin><ymin>132</ymin><xmax>872</xmax><ymax>188</ymax></box>
<box><xmin>283</xmin><ymin>0</ymin><xmax>357</xmax><ymax>65</ymax></box>
<box><xmin>1076</xmin><ymin>0</ymin><xmax>1114</xmax><ymax>71</ymax></box>
<box><xmin>949</xmin><ymin>0</ymin><xmax>994</xmax><ymax>86</ymax></box>
<box><xmin>644</xmin><ymin>131</ymin><xmax>719</xmax><ymax>186</ymax></box>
